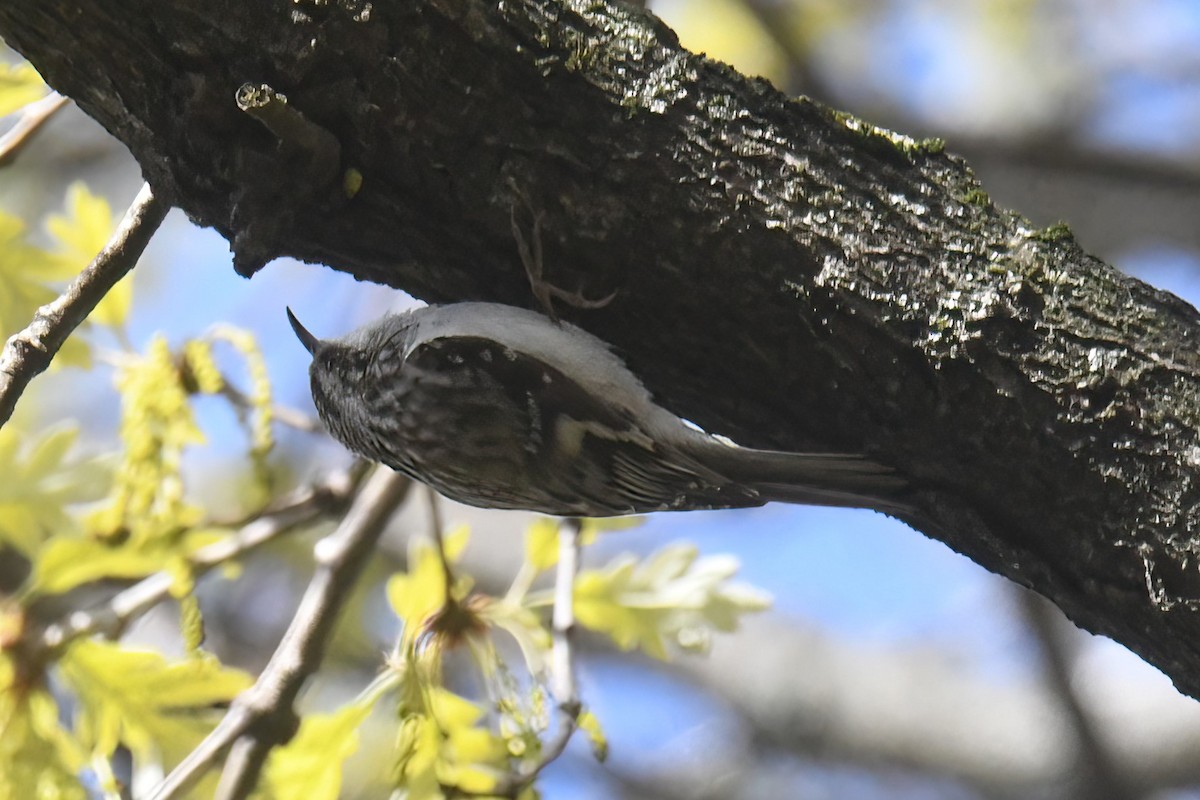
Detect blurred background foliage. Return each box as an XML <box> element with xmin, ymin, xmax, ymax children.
<box><xmin>4</xmin><ymin>0</ymin><xmax>1200</xmax><ymax>798</ymax></box>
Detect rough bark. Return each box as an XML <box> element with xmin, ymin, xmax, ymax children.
<box><xmin>5</xmin><ymin>0</ymin><xmax>1200</xmax><ymax>699</ymax></box>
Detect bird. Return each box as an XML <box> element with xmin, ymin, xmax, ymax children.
<box><xmin>287</xmin><ymin>302</ymin><xmax>911</xmax><ymax>517</ymax></box>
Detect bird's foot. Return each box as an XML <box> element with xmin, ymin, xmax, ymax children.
<box><xmin>510</xmin><ymin>196</ymin><xmax>618</xmax><ymax>322</ymax></box>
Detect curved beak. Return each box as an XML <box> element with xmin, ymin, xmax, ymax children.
<box><xmin>286</xmin><ymin>307</ymin><xmax>321</xmax><ymax>355</ymax></box>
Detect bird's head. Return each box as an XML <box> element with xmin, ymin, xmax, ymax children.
<box><xmin>286</xmin><ymin>308</ymin><xmax>376</xmax><ymax>446</ymax></box>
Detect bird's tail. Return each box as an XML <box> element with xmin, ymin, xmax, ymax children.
<box><xmin>693</xmin><ymin>443</ymin><xmax>913</xmax><ymax>516</ymax></box>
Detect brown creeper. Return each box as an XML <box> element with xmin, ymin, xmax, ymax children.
<box><xmin>287</xmin><ymin>303</ymin><xmax>910</xmax><ymax>517</ymax></box>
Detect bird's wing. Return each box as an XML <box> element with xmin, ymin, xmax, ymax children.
<box><xmin>393</xmin><ymin>334</ymin><xmax>760</xmax><ymax>515</ymax></box>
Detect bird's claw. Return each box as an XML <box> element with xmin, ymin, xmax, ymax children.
<box><xmin>510</xmin><ymin>195</ymin><xmax>618</xmax><ymax>322</ymax></box>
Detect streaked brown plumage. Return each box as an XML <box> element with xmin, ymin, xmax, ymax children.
<box><xmin>288</xmin><ymin>303</ymin><xmax>910</xmax><ymax>517</ymax></box>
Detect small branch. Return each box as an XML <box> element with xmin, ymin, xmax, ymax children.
<box><xmin>234</xmin><ymin>82</ymin><xmax>340</xmax><ymax>187</ymax></box>
<box><xmin>38</xmin><ymin>465</ymin><xmax>365</xmax><ymax>653</ymax></box>
<box><xmin>0</xmin><ymin>182</ymin><xmax>169</xmax><ymax>428</ymax></box>
<box><xmin>495</xmin><ymin>518</ymin><xmax>583</xmax><ymax>797</ymax></box>
<box><xmin>218</xmin><ymin>382</ymin><xmax>322</xmax><ymax>434</ymax></box>
<box><xmin>0</xmin><ymin>92</ymin><xmax>68</xmax><ymax>166</ymax></box>
<box><xmin>425</xmin><ymin>487</ymin><xmax>456</xmax><ymax>592</ymax></box>
<box><xmin>147</xmin><ymin>467</ymin><xmax>411</xmax><ymax>800</ymax></box>
<box><xmin>548</xmin><ymin>518</ymin><xmax>581</xmax><ymax>711</ymax></box>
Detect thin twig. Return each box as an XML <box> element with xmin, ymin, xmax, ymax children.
<box><xmin>218</xmin><ymin>383</ymin><xmax>323</xmax><ymax>434</ymax></box>
<box><xmin>147</xmin><ymin>467</ymin><xmax>410</xmax><ymax>800</ymax></box>
<box><xmin>0</xmin><ymin>182</ymin><xmax>169</xmax><ymax>428</ymax></box>
<box><xmin>426</xmin><ymin>486</ymin><xmax>457</xmax><ymax>591</ymax></box>
<box><xmin>495</xmin><ymin>517</ymin><xmax>583</xmax><ymax>797</ymax></box>
<box><xmin>38</xmin><ymin>465</ymin><xmax>365</xmax><ymax>654</ymax></box>
<box><xmin>548</xmin><ymin>518</ymin><xmax>581</xmax><ymax>713</ymax></box>
<box><xmin>0</xmin><ymin>92</ymin><xmax>69</xmax><ymax>167</ymax></box>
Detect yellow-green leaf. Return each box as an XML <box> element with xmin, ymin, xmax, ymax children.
<box><xmin>441</xmin><ymin>523</ymin><xmax>470</xmax><ymax>563</ymax></box>
<box><xmin>573</xmin><ymin>544</ymin><xmax>771</xmax><ymax>660</ymax></box>
<box><xmin>524</xmin><ymin>518</ymin><xmax>560</xmax><ymax>571</ymax></box>
<box><xmin>34</xmin><ymin>537</ymin><xmax>166</xmax><ymax>594</ymax></box>
<box><xmin>32</xmin><ymin>527</ymin><xmax>224</xmax><ymax>595</ymax></box>
<box><xmin>0</xmin><ymin>424</ymin><xmax>110</xmax><ymax>556</ymax></box>
<box><xmin>393</xmin><ymin>688</ymin><xmax>507</xmax><ymax>798</ymax></box>
<box><xmin>178</xmin><ymin>591</ymin><xmax>206</xmax><ymax>655</ymax></box>
<box><xmin>573</xmin><ymin>557</ymin><xmax>669</xmax><ymax>658</ymax></box>
<box><xmin>91</xmin><ymin>335</ymin><xmax>209</xmax><ymax>545</ymax></box>
<box><xmin>46</xmin><ymin>183</ymin><xmax>126</xmax><ymax>328</ymax></box>
<box><xmin>576</xmin><ymin>709</ymin><xmax>608</xmax><ymax>763</ymax></box>
<box><xmin>524</xmin><ymin>518</ymin><xmax>638</xmax><ymax>575</ymax></box>
<box><xmin>0</xmin><ymin>207</ymin><xmax>91</xmax><ymax>367</ymax></box>
<box><xmin>0</xmin><ymin>698</ymin><xmax>88</xmax><ymax>800</ymax></box>
<box><xmin>46</xmin><ymin>184</ymin><xmax>114</xmax><ymax>270</ymax></box>
<box><xmin>60</xmin><ymin>640</ymin><xmax>252</xmax><ymax>761</ymax></box>
<box><xmin>394</xmin><ymin>714</ymin><xmax>443</xmax><ymax>800</ymax></box>
<box><xmin>438</xmin><ymin>724</ymin><xmax>505</xmax><ymax>793</ymax></box>
<box><xmin>258</xmin><ymin>700</ymin><xmax>374</xmax><ymax>800</ymax></box>
<box><xmin>428</xmin><ymin>686</ymin><xmax>485</xmax><ymax>730</ymax></box>
<box><xmin>387</xmin><ymin>532</ymin><xmax>474</xmax><ymax>645</ymax></box>
<box><xmin>205</xmin><ymin>327</ymin><xmax>276</xmax><ymax>502</ymax></box>
<box><xmin>480</xmin><ymin>600</ymin><xmax>550</xmax><ymax>675</ymax></box>
<box><xmin>0</xmin><ymin>62</ymin><xmax>47</xmax><ymax>118</ymax></box>
<box><xmin>0</xmin><ymin>656</ymin><xmax>88</xmax><ymax>800</ymax></box>
<box><xmin>579</xmin><ymin>515</ymin><xmax>642</xmax><ymax>542</ymax></box>
<box><xmin>388</xmin><ymin>542</ymin><xmax>449</xmax><ymax>636</ymax></box>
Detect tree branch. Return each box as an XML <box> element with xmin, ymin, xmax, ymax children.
<box><xmin>37</xmin><ymin>463</ymin><xmax>365</xmax><ymax>654</ymax></box>
<box><xmin>147</xmin><ymin>468</ymin><xmax>411</xmax><ymax>800</ymax></box>
<box><xmin>735</xmin><ymin>4</ymin><xmax>1200</xmax><ymax>258</ymax></box>
<box><xmin>493</xmin><ymin>518</ymin><xmax>583</xmax><ymax>797</ymax></box>
<box><xmin>543</xmin><ymin>517</ymin><xmax>583</xmax><ymax>753</ymax></box>
<box><xmin>0</xmin><ymin>92</ymin><xmax>68</xmax><ymax>166</ymax></box>
<box><xmin>218</xmin><ymin>381</ymin><xmax>322</xmax><ymax>434</ymax></box>
<box><xmin>0</xmin><ymin>181</ymin><xmax>168</xmax><ymax>428</ymax></box>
